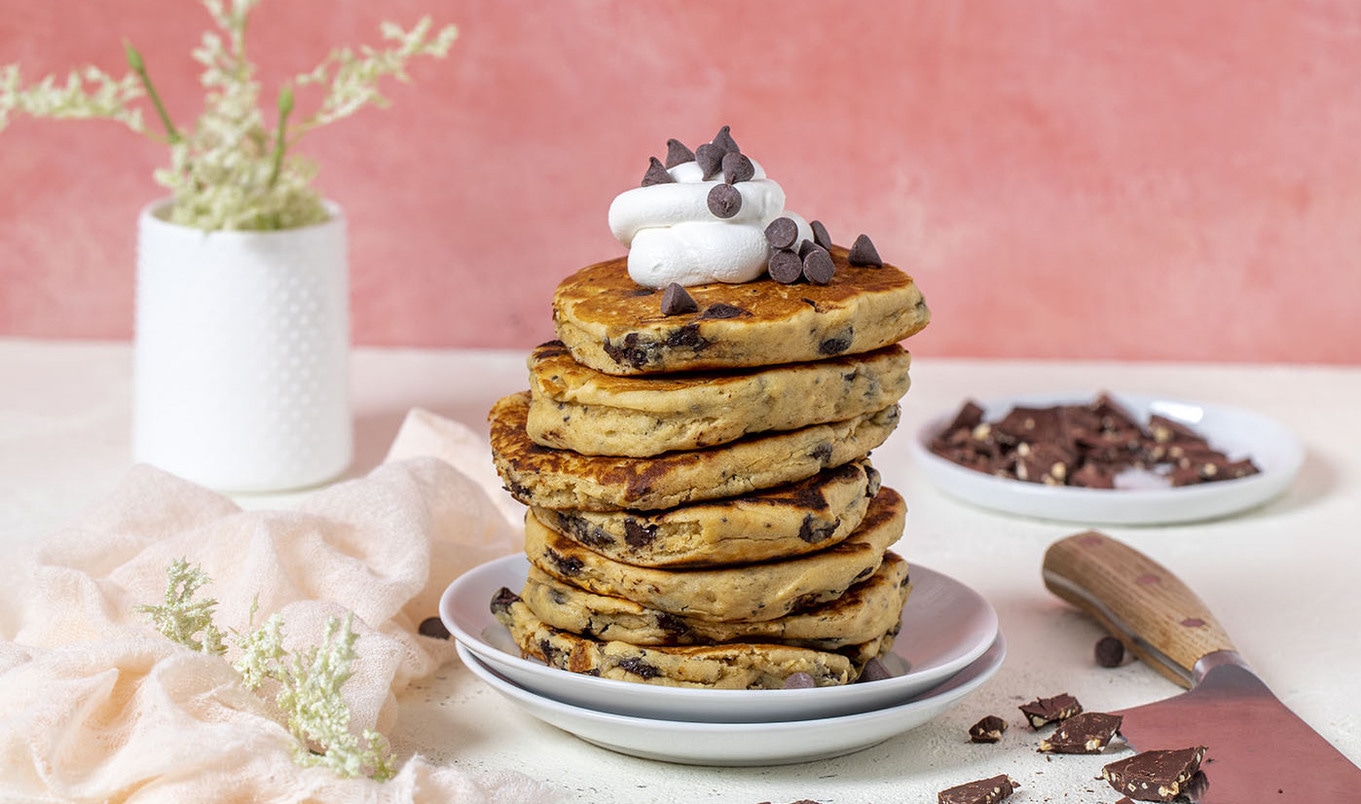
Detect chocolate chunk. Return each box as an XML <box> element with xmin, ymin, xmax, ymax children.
<box><xmin>418</xmin><ymin>616</ymin><xmax>451</xmax><ymax>640</ymax></box>
<box><xmin>617</xmin><ymin>656</ymin><xmax>660</xmax><ymax>680</ymax></box>
<box><xmin>544</xmin><ymin>547</ymin><xmax>583</xmax><ymax>577</ymax></box>
<box><xmin>1038</xmin><ymin>711</ymin><xmax>1123</xmax><ymax>754</ymax></box>
<box><xmin>1070</xmin><ymin>460</ymin><xmax>1117</xmax><ymax>489</ymax></box>
<box><xmin>768</xmin><ymin>249</ymin><xmax>803</xmax><ymax>283</ymax></box>
<box><xmin>707</xmin><ymin>183</ymin><xmax>742</xmax><ymax>218</ymax></box>
<box><xmin>640</xmin><ymin>156</ymin><xmax>675</xmax><ymax>187</ymax></box>
<box><xmin>1019</xmin><ymin>693</ymin><xmax>1082</xmax><ymax>729</ymax></box>
<box><xmin>848</xmin><ymin>233</ymin><xmax>883</xmax><ymax>267</ymax></box>
<box><xmin>660</xmin><ymin>282</ymin><xmax>699</xmax><ymax>316</ymax></box>
<box><xmin>489</xmin><ymin>587</ymin><xmax>520</xmax><ymax>616</ymax></box>
<box><xmin>623</xmin><ymin>518</ymin><xmax>659</xmax><ymax>548</ymax></box>
<box><xmin>810</xmin><ymin>219</ymin><xmax>833</xmax><ymax>250</ymax></box>
<box><xmin>696</xmin><ymin>143</ymin><xmax>725</xmax><ymax>179</ymax></box>
<box><xmin>1101</xmin><ymin>746</ymin><xmax>1207</xmax><ymax>802</ymax></box>
<box><xmin>802</xmin><ymin>245</ymin><xmax>836</xmax><ymax>285</ymax></box>
<box><xmin>664</xmin><ymin>138</ymin><xmax>695</xmax><ymax>168</ymax></box>
<box><xmin>858</xmin><ymin>657</ymin><xmax>892</xmax><ymax>682</ymax></box>
<box><xmin>711</xmin><ymin>124</ymin><xmax>740</xmax><ymax>154</ymax></box>
<box><xmin>1095</xmin><ymin>635</ymin><xmax>1126</xmax><ymax>667</ymax></box>
<box><xmin>782</xmin><ymin>672</ymin><xmax>816</xmax><ymax>689</ymax></box>
<box><xmin>765</xmin><ymin>216</ymin><xmax>799</xmax><ymax>250</ymax></box>
<box><xmin>968</xmin><ymin>715</ymin><xmax>1008</xmax><ymax>744</ymax></box>
<box><xmin>937</xmin><ymin>774</ymin><xmax>1018</xmax><ymax>804</ymax></box>
<box><xmin>722</xmin><ymin>151</ymin><xmax>755</xmax><ymax>183</ymax></box>
<box><xmin>699</xmin><ymin>302</ymin><xmax>746</xmax><ymax>319</ymax></box>
<box><xmin>818</xmin><ymin>331</ymin><xmax>853</xmax><ymax>355</ymax></box>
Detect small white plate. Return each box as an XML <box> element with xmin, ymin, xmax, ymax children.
<box><xmin>910</xmin><ymin>391</ymin><xmax>1304</xmax><ymax>525</ymax></box>
<box><xmin>458</xmin><ymin>634</ymin><xmax>1005</xmax><ymax>766</ymax></box>
<box><xmin>440</xmin><ymin>554</ymin><xmax>999</xmax><ymax>723</ymax></box>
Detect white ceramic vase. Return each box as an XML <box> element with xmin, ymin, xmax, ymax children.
<box><xmin>132</xmin><ymin>200</ymin><xmax>353</xmax><ymax>492</ymax></box>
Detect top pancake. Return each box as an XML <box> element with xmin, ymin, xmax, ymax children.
<box><xmin>552</xmin><ymin>247</ymin><xmax>930</xmax><ymax>375</ymax></box>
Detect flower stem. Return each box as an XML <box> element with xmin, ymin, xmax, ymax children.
<box><xmin>267</xmin><ymin>83</ymin><xmax>293</xmax><ymax>189</ymax></box>
<box><xmin>123</xmin><ymin>40</ymin><xmax>180</xmax><ymax>144</ymax></box>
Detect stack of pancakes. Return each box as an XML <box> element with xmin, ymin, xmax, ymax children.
<box><xmin>487</xmin><ymin>248</ymin><xmax>930</xmax><ymax>688</ymax></box>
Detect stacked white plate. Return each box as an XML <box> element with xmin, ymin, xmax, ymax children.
<box><xmin>439</xmin><ymin>554</ymin><xmax>1004</xmax><ymax>766</ymax></box>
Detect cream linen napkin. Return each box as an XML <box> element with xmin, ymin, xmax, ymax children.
<box><xmin>0</xmin><ymin>409</ymin><xmax>553</xmax><ymax>803</ymax></box>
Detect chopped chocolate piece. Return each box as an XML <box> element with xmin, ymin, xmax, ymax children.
<box><xmin>707</xmin><ymin>183</ymin><xmax>742</xmax><ymax>218</ymax></box>
<box><xmin>1019</xmin><ymin>693</ymin><xmax>1082</xmax><ymax>729</ymax></box>
<box><xmin>937</xmin><ymin>774</ymin><xmax>1017</xmax><ymax>804</ymax></box>
<box><xmin>418</xmin><ymin>616</ymin><xmax>451</xmax><ymax>640</ymax></box>
<box><xmin>722</xmin><ymin>151</ymin><xmax>755</xmax><ymax>183</ymax></box>
<box><xmin>1038</xmin><ymin>711</ymin><xmax>1123</xmax><ymax>754</ymax></box>
<box><xmin>699</xmin><ymin>302</ymin><xmax>747</xmax><ymax>319</ymax></box>
<box><xmin>660</xmin><ymin>282</ymin><xmax>699</xmax><ymax>316</ymax></box>
<box><xmin>848</xmin><ymin>233</ymin><xmax>883</xmax><ymax>267</ymax></box>
<box><xmin>810</xmin><ymin>219</ymin><xmax>833</xmax><ymax>250</ymax></box>
<box><xmin>1147</xmin><ymin>413</ymin><xmax>1204</xmax><ymax>445</ymax></box>
<box><xmin>1013</xmin><ymin>441</ymin><xmax>1077</xmax><ymax>485</ymax></box>
<box><xmin>940</xmin><ymin>400</ymin><xmax>986</xmax><ymax>435</ymax></box>
<box><xmin>1095</xmin><ymin>635</ymin><xmax>1126</xmax><ymax>667</ymax></box>
<box><xmin>1070</xmin><ymin>460</ymin><xmax>1117</xmax><ymax>489</ymax></box>
<box><xmin>802</xmin><ymin>245</ymin><xmax>836</xmax><ymax>285</ymax></box>
<box><xmin>968</xmin><ymin>715</ymin><xmax>1008</xmax><ymax>744</ymax></box>
<box><xmin>995</xmin><ymin>406</ymin><xmax>1061</xmax><ymax>444</ymax></box>
<box><xmin>696</xmin><ymin>142</ymin><xmax>725</xmax><ymax>179</ymax></box>
<box><xmin>641</xmin><ymin>156</ymin><xmax>675</xmax><ymax>186</ymax></box>
<box><xmin>765</xmin><ymin>216</ymin><xmax>800</xmax><ymax>250</ymax></box>
<box><xmin>858</xmin><ymin>657</ymin><xmax>892</xmax><ymax>682</ymax></box>
<box><xmin>711</xmin><ymin>124</ymin><xmax>740</xmax><ymax>154</ymax></box>
<box><xmin>664</xmin><ymin>138</ymin><xmax>695</xmax><ymax>168</ymax></box>
<box><xmin>768</xmin><ymin>249</ymin><xmax>803</xmax><ymax>284</ymax></box>
<box><xmin>782</xmin><ymin>671</ymin><xmax>816</xmax><ymax>689</ymax></box>
<box><xmin>1102</xmin><ymin>746</ymin><xmax>1207</xmax><ymax>802</ymax></box>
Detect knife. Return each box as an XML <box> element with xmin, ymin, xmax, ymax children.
<box><xmin>1042</xmin><ymin>530</ymin><xmax>1361</xmax><ymax>801</ymax></box>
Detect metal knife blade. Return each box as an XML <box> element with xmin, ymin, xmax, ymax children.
<box><xmin>1043</xmin><ymin>531</ymin><xmax>1361</xmax><ymax>802</ymax></box>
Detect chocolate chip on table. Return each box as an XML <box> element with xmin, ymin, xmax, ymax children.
<box><xmin>722</xmin><ymin>151</ymin><xmax>755</xmax><ymax>183</ymax></box>
<box><xmin>765</xmin><ymin>216</ymin><xmax>799</xmax><ymax>250</ymax></box>
<box><xmin>768</xmin><ymin>249</ymin><xmax>804</xmax><ymax>284</ymax></box>
<box><xmin>707</xmin><ymin>183</ymin><xmax>742</xmax><ymax>218</ymax></box>
<box><xmin>810</xmin><ymin>219</ymin><xmax>833</xmax><ymax>250</ymax></box>
<box><xmin>968</xmin><ymin>715</ymin><xmax>1008</xmax><ymax>744</ymax></box>
<box><xmin>1019</xmin><ymin>692</ymin><xmax>1083</xmax><ymax>729</ymax></box>
<box><xmin>848</xmin><ymin>233</ymin><xmax>883</xmax><ymax>267</ymax></box>
<box><xmin>640</xmin><ymin>156</ymin><xmax>674</xmax><ymax>187</ymax></box>
<box><xmin>660</xmin><ymin>282</ymin><xmax>699</xmax><ymax>316</ymax></box>
<box><xmin>1095</xmin><ymin>635</ymin><xmax>1126</xmax><ymax>667</ymax></box>
<box><xmin>802</xmin><ymin>245</ymin><xmax>836</xmax><ymax>285</ymax></box>
<box><xmin>782</xmin><ymin>672</ymin><xmax>816</xmax><ymax>689</ymax></box>
<box><xmin>1038</xmin><ymin>711</ymin><xmax>1124</xmax><ymax>754</ymax></box>
<box><xmin>665</xmin><ymin>138</ymin><xmax>695</xmax><ymax>168</ymax></box>
<box><xmin>418</xmin><ymin>616</ymin><xmax>451</xmax><ymax>640</ymax></box>
<box><xmin>937</xmin><ymin>774</ymin><xmax>1018</xmax><ymax>804</ymax></box>
<box><xmin>1101</xmin><ymin>746</ymin><xmax>1208</xmax><ymax>802</ymax></box>
<box><xmin>696</xmin><ymin>142</ymin><xmax>725</xmax><ymax>179</ymax></box>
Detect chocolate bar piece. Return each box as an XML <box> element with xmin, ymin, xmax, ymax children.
<box><xmin>937</xmin><ymin>774</ymin><xmax>1017</xmax><ymax>804</ymax></box>
<box><xmin>1038</xmin><ymin>711</ymin><xmax>1123</xmax><ymax>754</ymax></box>
<box><xmin>967</xmin><ymin>715</ymin><xmax>1008</xmax><ymax>744</ymax></box>
<box><xmin>1019</xmin><ymin>692</ymin><xmax>1082</xmax><ymax>729</ymax></box>
<box><xmin>1101</xmin><ymin>746</ymin><xmax>1208</xmax><ymax>801</ymax></box>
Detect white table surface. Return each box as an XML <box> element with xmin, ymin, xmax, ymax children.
<box><xmin>3</xmin><ymin>338</ymin><xmax>1359</xmax><ymax>803</ymax></box>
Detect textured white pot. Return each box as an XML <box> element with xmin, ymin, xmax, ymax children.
<box><xmin>132</xmin><ymin>200</ymin><xmax>353</xmax><ymax>492</ymax></box>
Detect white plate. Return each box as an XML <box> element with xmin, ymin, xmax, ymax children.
<box><xmin>910</xmin><ymin>391</ymin><xmax>1304</xmax><ymax>525</ymax></box>
<box><xmin>439</xmin><ymin>554</ymin><xmax>999</xmax><ymax>723</ymax></box>
<box><xmin>458</xmin><ymin>634</ymin><xmax>1005</xmax><ymax>766</ymax></box>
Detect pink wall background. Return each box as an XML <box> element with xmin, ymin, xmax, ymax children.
<box><xmin>2</xmin><ymin>1</ymin><xmax>1360</xmax><ymax>364</ymax></box>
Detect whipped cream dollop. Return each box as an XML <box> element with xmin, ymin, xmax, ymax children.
<box><xmin>608</xmin><ymin>154</ymin><xmax>811</xmax><ymax>288</ymax></box>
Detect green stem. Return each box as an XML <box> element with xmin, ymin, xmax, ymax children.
<box><xmin>267</xmin><ymin>84</ymin><xmax>294</xmax><ymax>188</ymax></box>
<box><xmin>123</xmin><ymin>40</ymin><xmax>180</xmax><ymax>144</ymax></box>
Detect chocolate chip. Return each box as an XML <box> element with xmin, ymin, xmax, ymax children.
<box><xmin>617</xmin><ymin>656</ymin><xmax>660</xmax><ymax>680</ymax></box>
<box><xmin>848</xmin><ymin>233</ymin><xmax>883</xmax><ymax>267</ymax></box>
<box><xmin>858</xmin><ymin>657</ymin><xmax>892</xmax><ymax>682</ymax></box>
<box><xmin>489</xmin><ymin>587</ymin><xmax>520</xmax><ymax>616</ymax></box>
<box><xmin>802</xmin><ymin>246</ymin><xmax>835</xmax><ymax>284</ymax></box>
<box><xmin>810</xmin><ymin>219</ymin><xmax>833</xmax><ymax>250</ymax></box>
<box><xmin>765</xmin><ymin>216</ymin><xmax>799</xmax><ymax>250</ymax></box>
<box><xmin>782</xmin><ymin>672</ymin><xmax>816</xmax><ymax>689</ymax></box>
<box><xmin>797</xmin><ymin>238</ymin><xmax>817</xmax><ymax>258</ymax></box>
<box><xmin>696</xmin><ymin>143</ymin><xmax>725</xmax><ymax>179</ymax></box>
<box><xmin>660</xmin><ymin>282</ymin><xmax>699</xmax><ymax>316</ymax></box>
<box><xmin>768</xmin><ymin>249</ymin><xmax>803</xmax><ymax>283</ymax></box>
<box><xmin>1038</xmin><ymin>711</ymin><xmax>1123</xmax><ymax>754</ymax></box>
<box><xmin>545</xmin><ymin>547</ymin><xmax>583</xmax><ymax>577</ymax></box>
<box><xmin>664</xmin><ymin>138</ymin><xmax>695</xmax><ymax>168</ymax></box>
<box><xmin>707</xmin><ymin>183</ymin><xmax>742</xmax><ymax>218</ymax></box>
<box><xmin>968</xmin><ymin>715</ymin><xmax>1008</xmax><ymax>744</ymax></box>
<box><xmin>640</xmin><ymin>156</ymin><xmax>674</xmax><ymax>187</ymax></box>
<box><xmin>1019</xmin><ymin>693</ymin><xmax>1082</xmax><ymax>729</ymax></box>
<box><xmin>937</xmin><ymin>774</ymin><xmax>1018</xmax><ymax>804</ymax></box>
<box><xmin>711</xmin><ymin>124</ymin><xmax>740</xmax><ymax>154</ymax></box>
<box><xmin>1095</xmin><ymin>635</ymin><xmax>1126</xmax><ymax>667</ymax></box>
<box><xmin>722</xmin><ymin>151</ymin><xmax>755</xmax><ymax>183</ymax></box>
<box><xmin>418</xmin><ymin>616</ymin><xmax>451</xmax><ymax>640</ymax></box>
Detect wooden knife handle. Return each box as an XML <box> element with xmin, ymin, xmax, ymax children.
<box><xmin>1042</xmin><ymin>530</ymin><xmax>1237</xmax><ymax>688</ymax></box>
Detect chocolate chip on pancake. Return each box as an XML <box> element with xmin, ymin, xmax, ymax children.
<box><xmin>803</xmin><ymin>245</ymin><xmax>836</xmax><ymax>285</ymax></box>
<box><xmin>768</xmin><ymin>248</ymin><xmax>803</xmax><ymax>283</ymax></box>
<box><xmin>811</xmin><ymin>219</ymin><xmax>833</xmax><ymax>250</ymax></box>
<box><xmin>765</xmin><ymin>216</ymin><xmax>799</xmax><ymax>250</ymax></box>
<box><xmin>848</xmin><ymin>233</ymin><xmax>883</xmax><ymax>267</ymax></box>
<box><xmin>660</xmin><ymin>282</ymin><xmax>698</xmax><ymax>316</ymax></box>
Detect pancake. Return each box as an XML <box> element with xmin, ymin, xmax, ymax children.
<box><xmin>526</xmin><ymin>341</ymin><xmax>912</xmax><ymax>457</ymax></box>
<box><xmin>490</xmin><ymin>391</ymin><xmax>900</xmax><ymax>512</ymax></box>
<box><xmin>523</xmin><ymin>487</ymin><xmax>906</xmax><ymax>623</ymax></box>
<box><xmin>519</xmin><ymin>551</ymin><xmax>911</xmax><ymax>649</ymax></box>
<box><xmin>552</xmin><ymin>248</ymin><xmax>930</xmax><ymax>376</ymax></box>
